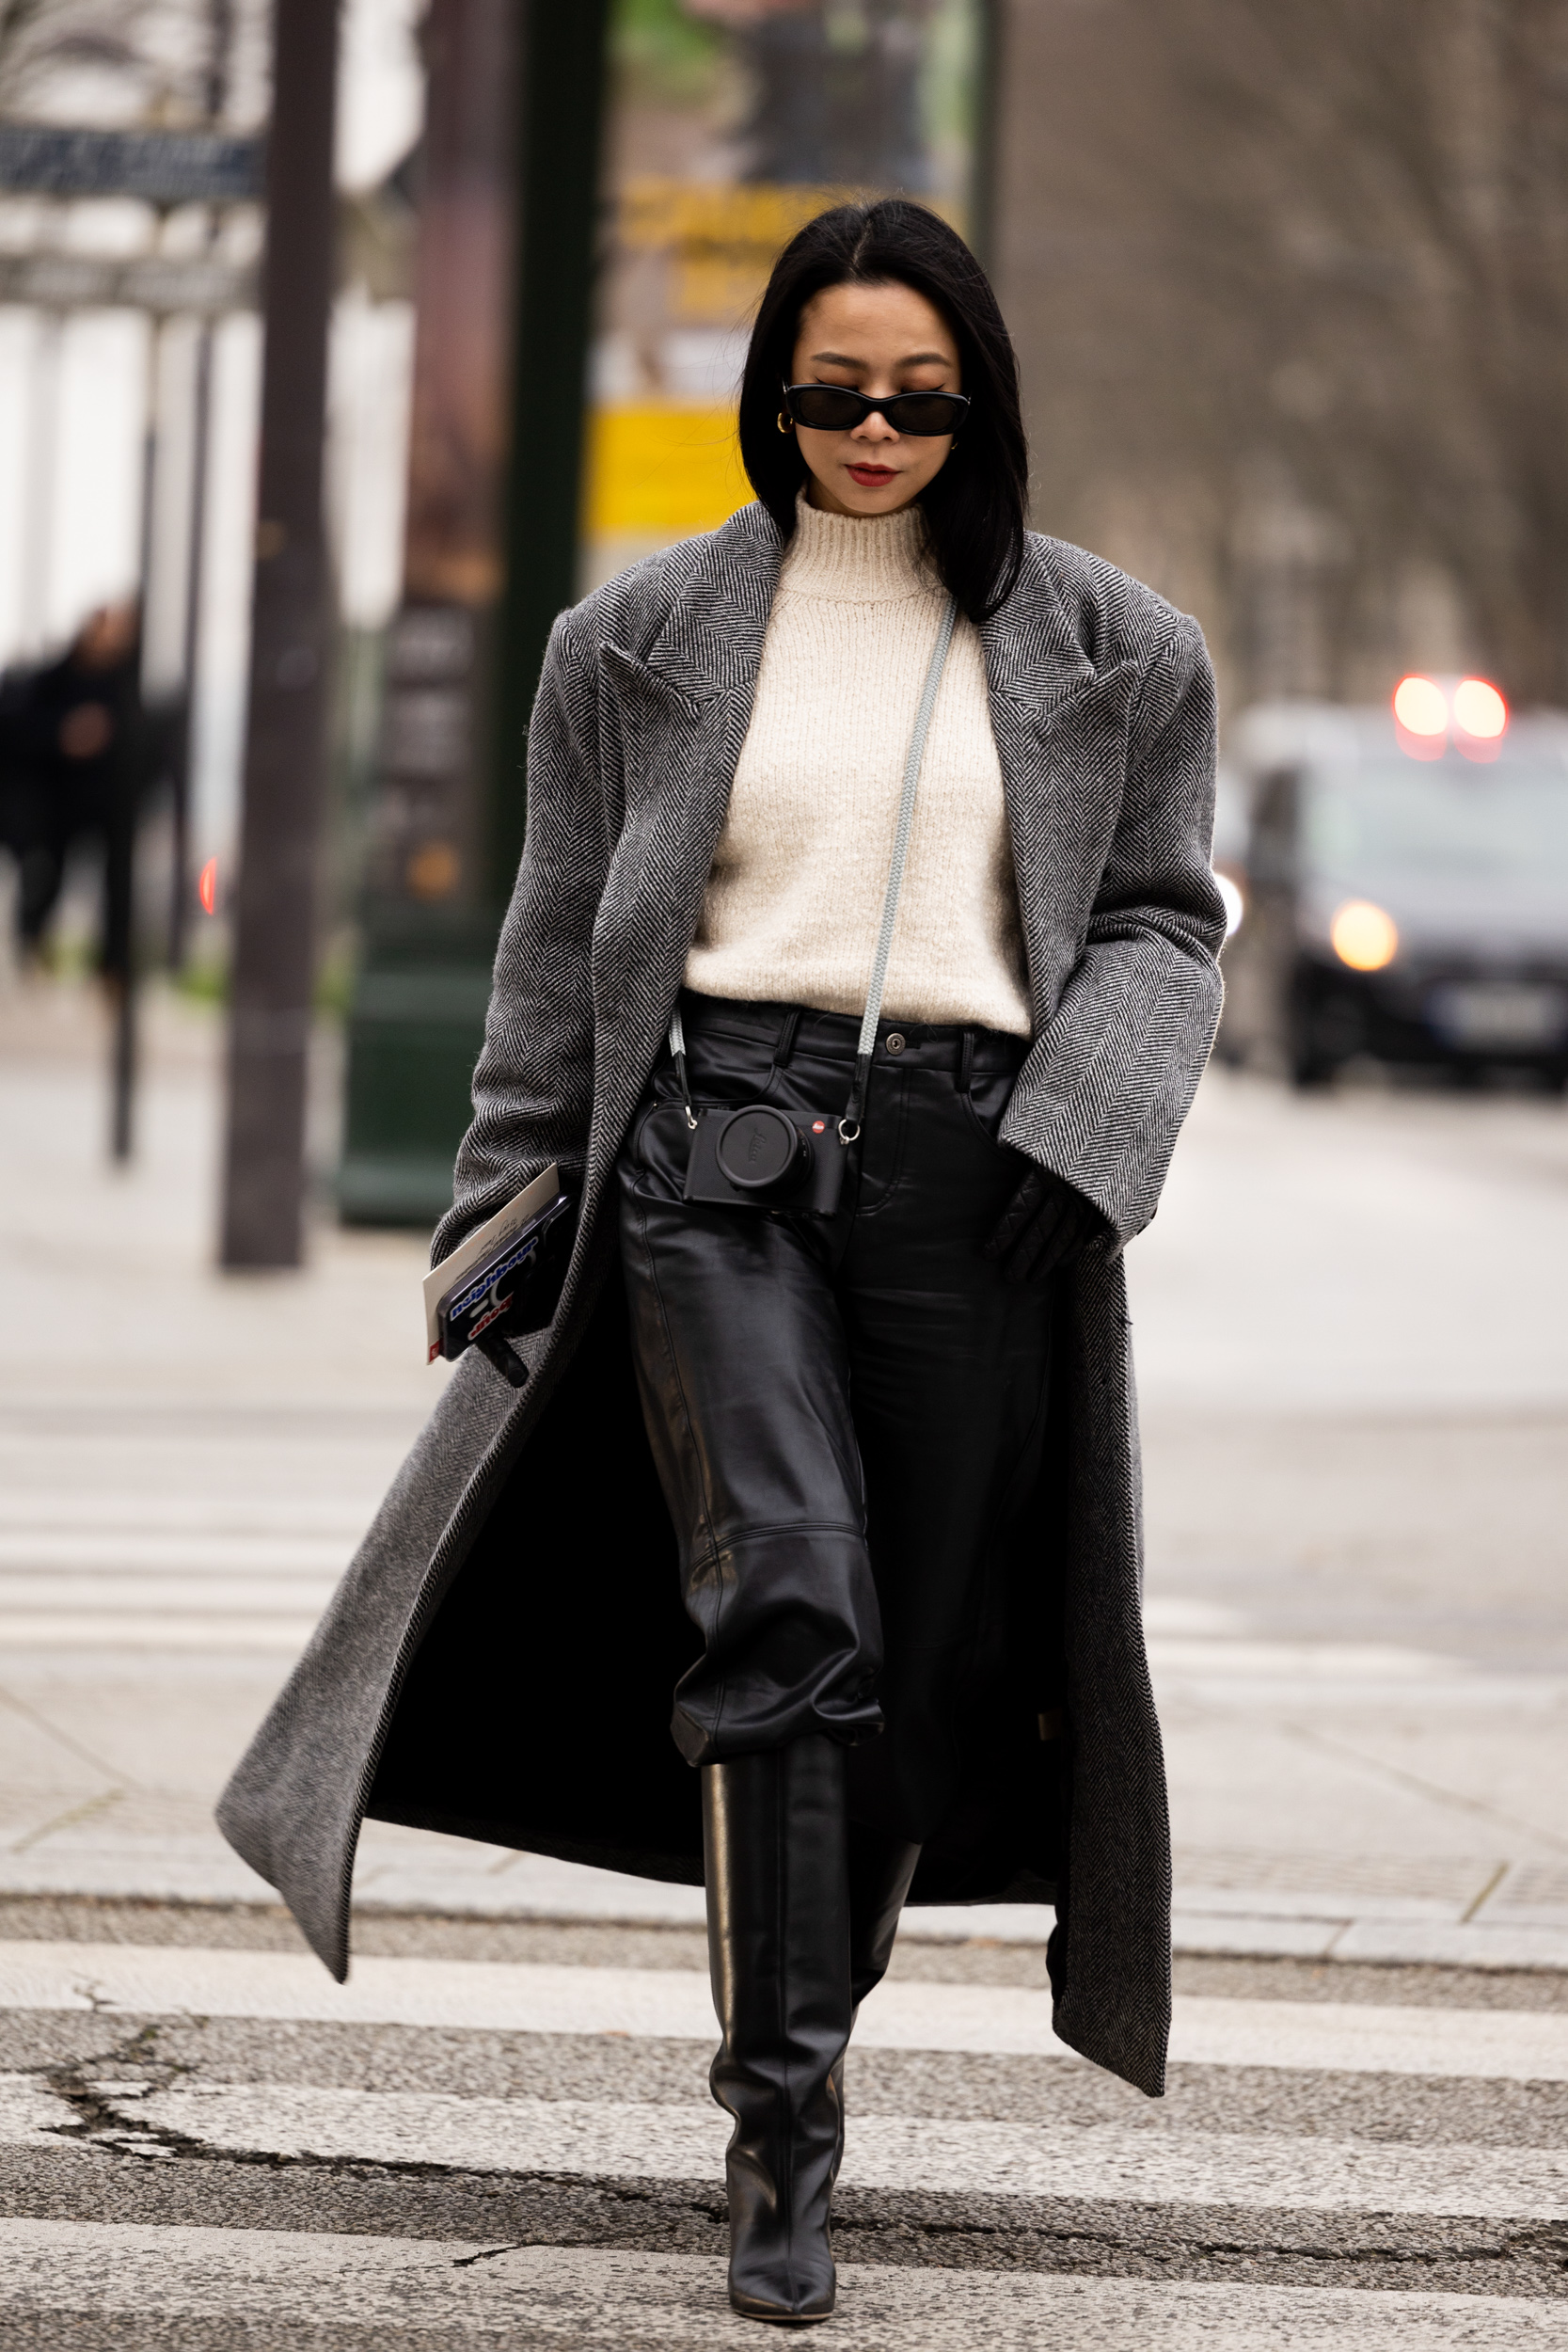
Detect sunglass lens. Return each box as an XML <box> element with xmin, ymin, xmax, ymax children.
<box><xmin>890</xmin><ymin>395</ymin><xmax>965</xmax><ymax>434</ymax></box>
<box><xmin>789</xmin><ymin>388</ymin><xmax>866</xmax><ymax>428</ymax></box>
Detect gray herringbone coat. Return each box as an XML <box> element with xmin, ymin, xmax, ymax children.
<box><xmin>218</xmin><ymin>501</ymin><xmax>1224</xmax><ymax>2098</ymax></box>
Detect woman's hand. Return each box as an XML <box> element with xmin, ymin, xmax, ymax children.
<box><xmin>983</xmin><ymin>1164</ymin><xmax>1109</xmax><ymax>1282</ymax></box>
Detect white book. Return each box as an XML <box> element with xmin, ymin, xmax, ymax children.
<box><xmin>422</xmin><ymin>1164</ymin><xmax>560</xmax><ymax>1363</ymax></box>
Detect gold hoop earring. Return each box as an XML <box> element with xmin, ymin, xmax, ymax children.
<box><xmin>776</xmin><ymin>411</ymin><xmax>793</xmax><ymax>435</ymax></box>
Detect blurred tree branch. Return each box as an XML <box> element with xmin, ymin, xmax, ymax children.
<box><xmin>1003</xmin><ymin>0</ymin><xmax>1568</xmax><ymax>705</ymax></box>
<box><xmin>0</xmin><ymin>0</ymin><xmax>234</xmax><ymax>121</ymax></box>
<box><xmin>0</xmin><ymin>0</ymin><xmax>146</xmax><ymax>107</ymax></box>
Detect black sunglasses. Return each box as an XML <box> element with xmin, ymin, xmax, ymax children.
<box><xmin>781</xmin><ymin>381</ymin><xmax>970</xmax><ymax>437</ymax></box>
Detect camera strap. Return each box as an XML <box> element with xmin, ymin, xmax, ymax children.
<box><xmin>668</xmin><ymin>591</ymin><xmax>958</xmax><ymax>1141</ymax></box>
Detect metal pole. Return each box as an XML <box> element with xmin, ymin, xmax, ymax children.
<box><xmin>167</xmin><ymin>316</ymin><xmax>210</xmax><ymax>970</ymax></box>
<box><xmin>219</xmin><ymin>0</ymin><xmax>341</xmax><ymax>1269</ymax></box>
<box><xmin>488</xmin><ymin>0</ymin><xmax>611</xmax><ymax>902</ymax></box>
<box><xmin>107</xmin><ymin>309</ymin><xmax>163</xmax><ymax>1166</ymax></box>
<box><xmin>968</xmin><ymin>0</ymin><xmax>1004</xmax><ymax>272</ymax></box>
<box><xmin>170</xmin><ymin>0</ymin><xmax>236</xmax><ymax>970</ymax></box>
<box><xmin>22</xmin><ymin>310</ymin><xmax>62</xmax><ymax>660</ymax></box>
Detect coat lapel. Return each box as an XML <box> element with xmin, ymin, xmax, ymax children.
<box><xmin>983</xmin><ymin>551</ymin><xmax>1143</xmax><ymax>1025</ymax></box>
<box><xmin>588</xmin><ymin>508</ymin><xmax>783</xmax><ymax>1167</ymax></box>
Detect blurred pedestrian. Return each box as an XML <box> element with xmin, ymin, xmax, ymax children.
<box><xmin>221</xmin><ymin>201</ymin><xmax>1227</xmax><ymax>2325</ymax></box>
<box><xmin>0</xmin><ymin>599</ymin><xmax>148</xmax><ymax>976</ymax></box>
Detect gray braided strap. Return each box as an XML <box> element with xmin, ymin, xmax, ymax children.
<box><xmin>854</xmin><ymin>593</ymin><xmax>958</xmax><ymax>1066</ymax></box>
<box><xmin>837</xmin><ymin>593</ymin><xmax>957</xmax><ymax>1135</ymax></box>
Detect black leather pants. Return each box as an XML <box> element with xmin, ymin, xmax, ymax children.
<box><xmin>618</xmin><ymin>993</ymin><xmax>1053</xmax><ymax>1846</ymax></box>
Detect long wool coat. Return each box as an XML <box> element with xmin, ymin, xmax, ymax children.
<box><xmin>218</xmin><ymin>501</ymin><xmax>1224</xmax><ymax>2099</ymax></box>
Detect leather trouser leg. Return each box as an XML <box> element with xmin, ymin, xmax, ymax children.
<box><xmin>847</xmin><ymin>1821</ymin><xmax>922</xmax><ymax>2010</ymax></box>
<box><xmin>619</xmin><ymin>994</ymin><xmax>1052</xmax><ymax>1840</ymax></box>
<box><xmin>827</xmin><ymin>1822</ymin><xmax>923</xmax><ymax>2131</ymax></box>
<box><xmin>703</xmin><ymin>1735</ymin><xmax>852</xmax><ymax>2325</ymax></box>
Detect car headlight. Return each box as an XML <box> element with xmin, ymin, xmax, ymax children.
<box><xmin>1330</xmin><ymin>900</ymin><xmax>1399</xmax><ymax>971</ymax></box>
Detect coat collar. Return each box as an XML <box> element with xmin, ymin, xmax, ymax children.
<box><xmin>614</xmin><ymin>503</ymin><xmax>783</xmax><ymax>707</ymax></box>
<box><xmin>614</xmin><ymin>501</ymin><xmax>1112</xmax><ymax>721</ymax></box>
<box><xmin>979</xmin><ymin>536</ymin><xmax>1101</xmax><ymax>710</ymax></box>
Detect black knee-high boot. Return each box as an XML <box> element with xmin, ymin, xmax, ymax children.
<box><xmin>827</xmin><ymin>1822</ymin><xmax>922</xmax><ymax>2131</ymax></box>
<box><xmin>847</xmin><ymin>1821</ymin><xmax>922</xmax><ymax>2009</ymax></box>
<box><xmin>702</xmin><ymin>1736</ymin><xmax>852</xmax><ymax>2326</ymax></box>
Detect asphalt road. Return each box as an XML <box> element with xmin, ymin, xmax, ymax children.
<box><xmin>1</xmin><ymin>993</ymin><xmax>1566</xmax><ymax>2342</ymax></box>
<box><xmin>0</xmin><ymin>1911</ymin><xmax>1565</xmax><ymax>2344</ymax></box>
<box><xmin>1131</xmin><ymin>1066</ymin><xmax>1568</xmax><ymax>1963</ymax></box>
<box><xmin>1133</xmin><ymin>1066</ymin><xmax>1568</xmax><ymax>1670</ymax></box>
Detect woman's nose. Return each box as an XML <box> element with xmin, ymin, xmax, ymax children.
<box><xmin>852</xmin><ymin>408</ymin><xmax>897</xmax><ymax>441</ymax></box>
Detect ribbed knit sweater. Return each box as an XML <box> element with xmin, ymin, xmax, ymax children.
<box><xmin>684</xmin><ymin>495</ymin><xmax>1031</xmax><ymax>1038</ymax></box>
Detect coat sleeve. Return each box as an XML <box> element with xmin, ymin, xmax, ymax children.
<box><xmin>430</xmin><ymin>606</ymin><xmax>610</xmax><ymax>1268</ymax></box>
<box><xmin>998</xmin><ymin>618</ymin><xmax>1225</xmax><ymax>1241</ymax></box>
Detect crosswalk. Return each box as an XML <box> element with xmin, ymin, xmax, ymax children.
<box><xmin>2</xmin><ymin>1915</ymin><xmax>1565</xmax><ymax>2346</ymax></box>
<box><xmin>0</xmin><ymin>1402</ymin><xmax>392</xmax><ymax>1653</ymax></box>
<box><xmin>4</xmin><ymin>1031</ymin><xmax>1567</xmax><ymax>2339</ymax></box>
<box><xmin>11</xmin><ymin>2224</ymin><xmax>1568</xmax><ymax>2349</ymax></box>
<box><xmin>5</xmin><ymin>1399</ymin><xmax>1565</xmax><ymax>1970</ymax></box>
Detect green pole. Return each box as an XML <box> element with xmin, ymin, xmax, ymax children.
<box><xmin>488</xmin><ymin>0</ymin><xmax>612</xmax><ymax>904</ymax></box>
<box><xmin>340</xmin><ymin>0</ymin><xmax>611</xmax><ymax>1228</ymax></box>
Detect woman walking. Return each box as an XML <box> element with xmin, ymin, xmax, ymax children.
<box><xmin>220</xmin><ymin>201</ymin><xmax>1225</xmax><ymax>2325</ymax></box>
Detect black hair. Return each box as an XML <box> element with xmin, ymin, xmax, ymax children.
<box><xmin>738</xmin><ymin>199</ymin><xmax>1029</xmax><ymax>624</ymax></box>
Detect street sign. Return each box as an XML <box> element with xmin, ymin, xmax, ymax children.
<box><xmin>0</xmin><ymin>123</ymin><xmax>262</xmax><ymax>206</ymax></box>
<box><xmin>0</xmin><ymin>249</ymin><xmax>256</xmax><ymax>312</ymax></box>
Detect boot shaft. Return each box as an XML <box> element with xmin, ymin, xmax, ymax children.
<box><xmin>703</xmin><ymin>1736</ymin><xmax>853</xmax><ymax>2324</ymax></box>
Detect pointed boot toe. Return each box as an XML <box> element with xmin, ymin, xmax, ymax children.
<box><xmin>730</xmin><ymin>2280</ymin><xmax>836</xmax><ymax>2326</ymax></box>
<box><xmin>725</xmin><ymin>2143</ymin><xmax>837</xmax><ymax>2323</ymax></box>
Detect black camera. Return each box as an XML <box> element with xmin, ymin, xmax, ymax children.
<box><xmin>685</xmin><ymin>1102</ymin><xmax>848</xmax><ymax>1216</ymax></box>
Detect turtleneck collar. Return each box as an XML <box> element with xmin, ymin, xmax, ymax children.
<box><xmin>777</xmin><ymin>487</ymin><xmax>936</xmax><ymax>604</ymax></box>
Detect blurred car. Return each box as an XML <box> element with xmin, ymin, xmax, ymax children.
<box><xmin>1216</xmin><ymin>682</ymin><xmax>1568</xmax><ymax>1089</ymax></box>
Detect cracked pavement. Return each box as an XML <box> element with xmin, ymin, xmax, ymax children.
<box><xmin>0</xmin><ymin>1927</ymin><xmax>1566</xmax><ymax>2318</ymax></box>
<box><xmin>2</xmin><ymin>996</ymin><xmax>1568</xmax><ymax>2343</ymax></box>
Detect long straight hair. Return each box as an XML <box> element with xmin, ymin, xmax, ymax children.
<box><xmin>738</xmin><ymin>201</ymin><xmax>1029</xmax><ymax>624</ymax></box>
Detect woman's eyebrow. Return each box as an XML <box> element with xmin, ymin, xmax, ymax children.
<box><xmin>806</xmin><ymin>349</ymin><xmax>952</xmax><ymax>368</ymax></box>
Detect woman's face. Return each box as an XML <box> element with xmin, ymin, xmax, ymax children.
<box><xmin>787</xmin><ymin>279</ymin><xmax>961</xmax><ymax>518</ymax></box>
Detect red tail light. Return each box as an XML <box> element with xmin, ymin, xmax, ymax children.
<box><xmin>1393</xmin><ymin>675</ymin><xmax>1508</xmax><ymax>761</ymax></box>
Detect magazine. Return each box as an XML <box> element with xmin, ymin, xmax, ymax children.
<box><xmin>421</xmin><ymin>1166</ymin><xmax>571</xmax><ymax>1364</ymax></box>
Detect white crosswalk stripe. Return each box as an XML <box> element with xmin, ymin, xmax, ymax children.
<box><xmin>5</xmin><ymin>1939</ymin><xmax>1567</xmax><ymax>2077</ymax></box>
<box><xmin>1</xmin><ymin>1927</ymin><xmax>1566</xmax><ymax>2346</ymax></box>
<box><xmin>5</xmin><ymin>2223</ymin><xmax>1567</xmax><ymax>2349</ymax></box>
<box><xmin>6</xmin><ymin>2076</ymin><xmax>1565</xmax><ymax>2221</ymax></box>
<box><xmin>0</xmin><ymin>1413</ymin><xmax>403</xmax><ymax>1654</ymax></box>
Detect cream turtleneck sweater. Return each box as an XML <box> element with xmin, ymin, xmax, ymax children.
<box><xmin>684</xmin><ymin>496</ymin><xmax>1031</xmax><ymax>1038</ymax></box>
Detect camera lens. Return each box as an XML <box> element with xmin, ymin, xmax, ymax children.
<box><xmin>715</xmin><ymin>1105</ymin><xmax>805</xmax><ymax>1193</ymax></box>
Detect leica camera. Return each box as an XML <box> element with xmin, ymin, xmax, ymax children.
<box><xmin>685</xmin><ymin>1101</ymin><xmax>848</xmax><ymax>1216</ymax></box>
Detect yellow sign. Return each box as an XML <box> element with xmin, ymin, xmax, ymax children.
<box><xmin>620</xmin><ymin>177</ymin><xmax>867</xmax><ymax>324</ymax></box>
<box><xmin>619</xmin><ymin>178</ymin><xmax>863</xmax><ymax>251</ymax></box>
<box><xmin>584</xmin><ymin>405</ymin><xmax>752</xmax><ymax>538</ymax></box>
<box><xmin>617</xmin><ymin>176</ymin><xmax>960</xmax><ymax>326</ymax></box>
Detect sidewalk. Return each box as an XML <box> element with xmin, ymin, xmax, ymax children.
<box><xmin>1</xmin><ymin>978</ymin><xmax>1565</xmax><ymax>1969</ymax></box>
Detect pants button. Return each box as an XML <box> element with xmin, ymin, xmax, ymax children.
<box><xmin>885</xmin><ymin>1032</ymin><xmax>906</xmax><ymax>1055</ymax></box>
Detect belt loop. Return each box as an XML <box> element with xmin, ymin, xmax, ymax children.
<box><xmin>770</xmin><ymin>1007</ymin><xmax>802</xmax><ymax>1074</ymax></box>
<box><xmin>958</xmin><ymin>1027</ymin><xmax>975</xmax><ymax>1099</ymax></box>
